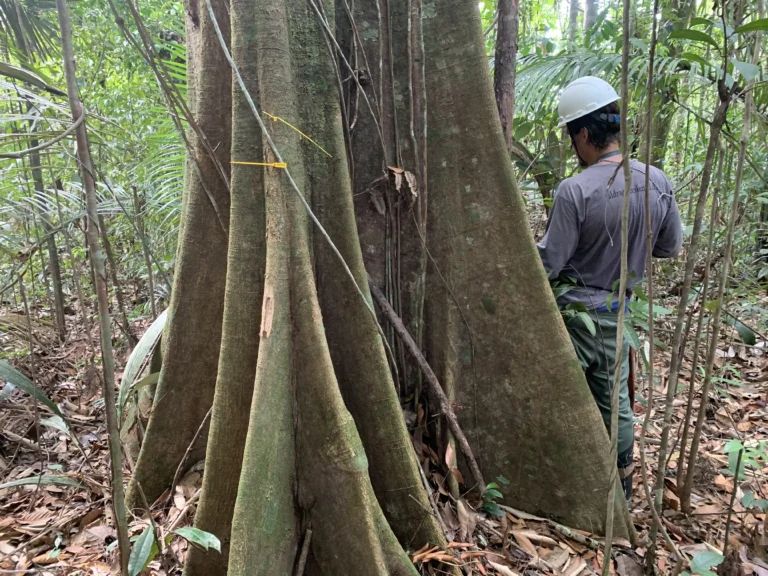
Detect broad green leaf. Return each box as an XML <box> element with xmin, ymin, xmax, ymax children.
<box><xmin>691</xmin><ymin>16</ymin><xmax>714</xmax><ymax>26</ymax></box>
<box><xmin>735</xmin><ymin>18</ymin><xmax>768</xmax><ymax>33</ymax></box>
<box><xmin>128</xmin><ymin>525</ymin><xmax>157</xmax><ymax>576</ymax></box>
<box><xmin>742</xmin><ymin>490</ymin><xmax>755</xmax><ymax>508</ymax></box>
<box><xmin>497</xmin><ymin>475</ymin><xmax>510</xmax><ymax>485</ymax></box>
<box><xmin>731</xmin><ymin>58</ymin><xmax>760</xmax><ymax>81</ymax></box>
<box><xmin>669</xmin><ymin>29</ymin><xmax>720</xmax><ymax>50</ymax></box>
<box><xmin>629</xmin><ymin>38</ymin><xmax>648</xmax><ymax>52</ymax></box>
<box><xmin>118</xmin><ymin>309</ymin><xmax>167</xmax><ymax>419</ymax></box>
<box><xmin>484</xmin><ymin>488</ymin><xmax>503</xmax><ymax>500</ymax></box>
<box><xmin>577</xmin><ymin>312</ymin><xmax>597</xmax><ymax>337</ymax></box>
<box><xmin>0</xmin><ymin>475</ymin><xmax>82</xmax><ymax>490</ymax></box>
<box><xmin>681</xmin><ymin>52</ymin><xmax>713</xmax><ymax>69</ymax></box>
<box><xmin>624</xmin><ymin>323</ymin><xmax>641</xmax><ymax>351</ymax></box>
<box><xmin>724</xmin><ymin>438</ymin><xmax>744</xmax><ymax>453</ymax></box>
<box><xmin>690</xmin><ymin>550</ymin><xmax>724</xmax><ymax>576</ymax></box>
<box><xmin>734</xmin><ymin>320</ymin><xmax>757</xmax><ymax>346</ymax></box>
<box><xmin>0</xmin><ymin>360</ymin><xmax>69</xmax><ymax>429</ymax></box>
<box><xmin>132</xmin><ymin>372</ymin><xmax>160</xmax><ymax>393</ymax></box>
<box><xmin>172</xmin><ymin>527</ymin><xmax>221</xmax><ymax>553</ymax></box>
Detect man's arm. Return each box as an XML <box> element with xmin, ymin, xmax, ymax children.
<box><xmin>652</xmin><ymin>187</ymin><xmax>683</xmax><ymax>259</ymax></box>
<box><xmin>536</xmin><ymin>189</ymin><xmax>581</xmax><ymax>279</ymax></box>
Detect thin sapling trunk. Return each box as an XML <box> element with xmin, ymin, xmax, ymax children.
<box><xmin>55</xmin><ymin>0</ymin><xmax>130</xmax><ymax>571</ymax></box>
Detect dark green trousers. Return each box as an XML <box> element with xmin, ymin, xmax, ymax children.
<box><xmin>565</xmin><ymin>311</ymin><xmax>634</xmax><ymax>457</ymax></box>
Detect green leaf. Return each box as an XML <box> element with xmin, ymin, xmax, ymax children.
<box><xmin>482</xmin><ymin>501</ymin><xmax>504</xmax><ymax>517</ymax></box>
<box><xmin>742</xmin><ymin>490</ymin><xmax>755</xmax><ymax>508</ymax></box>
<box><xmin>691</xmin><ymin>16</ymin><xmax>714</xmax><ymax>26</ymax></box>
<box><xmin>119</xmin><ymin>309</ymin><xmax>167</xmax><ymax>419</ymax></box>
<box><xmin>724</xmin><ymin>438</ymin><xmax>744</xmax><ymax>454</ymax></box>
<box><xmin>577</xmin><ymin>312</ymin><xmax>597</xmax><ymax>337</ymax></box>
<box><xmin>172</xmin><ymin>527</ymin><xmax>221</xmax><ymax>553</ymax></box>
<box><xmin>704</xmin><ymin>299</ymin><xmax>721</xmax><ymax>312</ymax></box>
<box><xmin>735</xmin><ymin>18</ymin><xmax>768</xmax><ymax>33</ymax></box>
<box><xmin>629</xmin><ymin>38</ymin><xmax>648</xmax><ymax>52</ymax></box>
<box><xmin>681</xmin><ymin>52</ymin><xmax>713</xmax><ymax>69</ymax></box>
<box><xmin>690</xmin><ymin>550</ymin><xmax>724</xmax><ymax>576</ymax></box>
<box><xmin>731</xmin><ymin>58</ymin><xmax>760</xmax><ymax>81</ymax></box>
<box><xmin>669</xmin><ymin>29</ymin><xmax>720</xmax><ymax>50</ymax></box>
<box><xmin>0</xmin><ymin>361</ymin><xmax>68</xmax><ymax>430</ymax></box>
<box><xmin>0</xmin><ymin>475</ymin><xmax>82</xmax><ymax>490</ymax></box>
<box><xmin>497</xmin><ymin>475</ymin><xmax>510</xmax><ymax>485</ymax></box>
<box><xmin>734</xmin><ymin>321</ymin><xmax>757</xmax><ymax>346</ymax></box>
<box><xmin>485</xmin><ymin>482</ymin><xmax>499</xmax><ymax>490</ymax></box>
<box><xmin>624</xmin><ymin>323</ymin><xmax>641</xmax><ymax>351</ymax></box>
<box><xmin>128</xmin><ymin>525</ymin><xmax>157</xmax><ymax>576</ymax></box>
<box><xmin>484</xmin><ymin>488</ymin><xmax>503</xmax><ymax>500</ymax></box>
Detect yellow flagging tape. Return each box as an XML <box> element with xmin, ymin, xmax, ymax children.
<box><xmin>231</xmin><ymin>161</ymin><xmax>287</xmax><ymax>169</ymax></box>
<box><xmin>264</xmin><ymin>112</ymin><xmax>333</xmax><ymax>158</ymax></box>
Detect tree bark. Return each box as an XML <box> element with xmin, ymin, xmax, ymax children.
<box><xmin>494</xmin><ymin>0</ymin><xmax>519</xmax><ymax>153</ymax></box>
<box><xmin>420</xmin><ymin>0</ymin><xmax>632</xmax><ymax>538</ymax></box>
<box><xmin>585</xmin><ymin>0</ymin><xmax>597</xmax><ymax>29</ymax></box>
<box><xmin>125</xmin><ymin>0</ymin><xmax>232</xmax><ymax>508</ymax></box>
<box><xmin>568</xmin><ymin>0</ymin><xmax>580</xmax><ymax>41</ymax></box>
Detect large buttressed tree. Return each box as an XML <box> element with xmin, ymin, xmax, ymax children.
<box><xmin>126</xmin><ymin>0</ymin><xmax>633</xmax><ymax>571</ymax></box>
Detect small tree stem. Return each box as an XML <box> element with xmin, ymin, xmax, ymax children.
<box><xmin>54</xmin><ymin>0</ymin><xmax>130</xmax><ymax>571</ymax></box>
<box><xmin>369</xmin><ymin>277</ymin><xmax>486</xmax><ymax>494</ymax></box>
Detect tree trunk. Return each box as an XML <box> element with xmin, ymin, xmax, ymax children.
<box><xmin>28</xmin><ymin>144</ymin><xmax>66</xmax><ymax>341</ymax></box>
<box><xmin>585</xmin><ymin>0</ymin><xmax>597</xmax><ymax>29</ymax></box>
<box><xmin>494</xmin><ymin>0</ymin><xmax>519</xmax><ymax>152</ymax></box>
<box><xmin>135</xmin><ymin>1</ymin><xmax>634</xmax><ymax>571</ymax></box>
<box><xmin>420</xmin><ymin>0</ymin><xmax>630</xmax><ymax>537</ymax></box>
<box><xmin>569</xmin><ymin>0</ymin><xmax>580</xmax><ymax>41</ymax></box>
<box><xmin>125</xmin><ymin>0</ymin><xmax>233</xmax><ymax>508</ymax></box>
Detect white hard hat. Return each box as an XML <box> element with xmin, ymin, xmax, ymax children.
<box><xmin>557</xmin><ymin>76</ymin><xmax>620</xmax><ymax>128</ymax></box>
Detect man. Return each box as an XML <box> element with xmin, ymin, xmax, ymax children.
<box><xmin>537</xmin><ymin>76</ymin><xmax>683</xmax><ymax>502</ymax></box>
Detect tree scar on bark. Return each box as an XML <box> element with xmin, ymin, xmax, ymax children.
<box><xmin>261</xmin><ymin>289</ymin><xmax>274</xmax><ymax>338</ymax></box>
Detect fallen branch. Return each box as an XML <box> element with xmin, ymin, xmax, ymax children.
<box><xmin>368</xmin><ymin>276</ymin><xmax>486</xmax><ymax>494</ymax></box>
<box><xmin>498</xmin><ymin>504</ymin><xmax>614</xmax><ymax>551</ymax></box>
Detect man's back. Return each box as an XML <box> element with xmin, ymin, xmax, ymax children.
<box><xmin>537</xmin><ymin>159</ymin><xmax>682</xmax><ymax>309</ymax></box>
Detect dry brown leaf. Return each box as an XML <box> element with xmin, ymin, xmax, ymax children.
<box><xmin>695</xmin><ymin>503</ymin><xmax>725</xmax><ymax>516</ymax></box>
<box><xmin>513</xmin><ymin>529</ymin><xmax>556</xmax><ymax>548</ymax></box>
<box><xmin>512</xmin><ymin>531</ymin><xmax>538</xmax><ymax>557</ymax></box>
<box><xmin>457</xmin><ymin>499</ymin><xmax>477</xmax><ymax>542</ymax></box>
<box><xmin>488</xmin><ymin>560</ymin><xmax>520</xmax><ymax>576</ymax></box>
<box><xmin>564</xmin><ymin>557</ymin><xmax>587</xmax><ymax>576</ymax></box>
<box><xmin>445</xmin><ymin>443</ymin><xmax>455</xmax><ymax>468</ymax></box>
<box><xmin>543</xmin><ymin>546</ymin><xmax>570</xmax><ymax>570</ymax></box>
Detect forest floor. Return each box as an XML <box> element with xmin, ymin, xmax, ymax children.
<box><xmin>3</xmin><ymin>279</ymin><xmax>768</xmax><ymax>575</ymax></box>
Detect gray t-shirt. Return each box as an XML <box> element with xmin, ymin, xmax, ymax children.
<box><xmin>537</xmin><ymin>159</ymin><xmax>683</xmax><ymax>310</ymax></box>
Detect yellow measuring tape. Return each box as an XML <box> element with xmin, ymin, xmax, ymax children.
<box><xmin>231</xmin><ymin>161</ymin><xmax>287</xmax><ymax>168</ymax></box>
<box><xmin>264</xmin><ymin>112</ymin><xmax>332</xmax><ymax>158</ymax></box>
